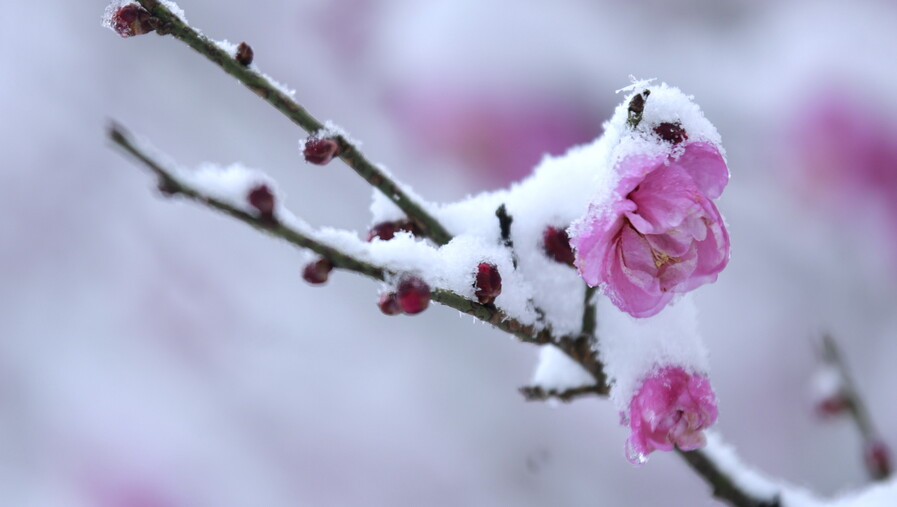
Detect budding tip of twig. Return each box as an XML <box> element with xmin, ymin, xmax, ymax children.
<box><xmin>106</xmin><ymin>120</ymin><xmax>126</xmax><ymax>144</ymax></box>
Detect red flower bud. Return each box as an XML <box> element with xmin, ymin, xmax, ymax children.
<box><xmin>542</xmin><ymin>226</ymin><xmax>575</xmax><ymax>266</ymax></box>
<box><xmin>235</xmin><ymin>42</ymin><xmax>254</xmax><ymax>66</ymax></box>
<box><xmin>378</xmin><ymin>292</ymin><xmax>402</xmax><ymax>315</ymax></box>
<box><xmin>108</xmin><ymin>4</ymin><xmax>158</xmax><ymax>38</ymax></box>
<box><xmin>247</xmin><ymin>184</ymin><xmax>276</xmax><ymax>224</ymax></box>
<box><xmin>396</xmin><ymin>276</ymin><xmax>430</xmax><ymax>315</ymax></box>
<box><xmin>303</xmin><ymin>137</ymin><xmax>340</xmax><ymax>165</ymax></box>
<box><xmin>473</xmin><ymin>263</ymin><xmax>502</xmax><ymax>304</ymax></box>
<box><xmin>302</xmin><ymin>258</ymin><xmax>332</xmax><ymax>285</ymax></box>
<box><xmin>654</xmin><ymin>122</ymin><xmax>688</xmax><ymax>145</ymax></box>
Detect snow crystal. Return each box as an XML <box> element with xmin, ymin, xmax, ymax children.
<box><xmin>261</xmin><ymin>71</ymin><xmax>297</xmax><ymax>99</ymax></box>
<box><xmin>615</xmin><ymin>75</ymin><xmax>657</xmax><ymax>95</ymax></box>
<box><xmin>531</xmin><ymin>345</ymin><xmax>595</xmax><ymax>392</ymax></box>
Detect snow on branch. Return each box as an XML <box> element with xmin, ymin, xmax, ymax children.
<box><xmin>115</xmin><ymin>0</ymin><xmax>453</xmax><ymax>245</ymax></box>
<box><xmin>106</xmin><ymin>122</ymin><xmax>607</xmax><ymax>386</ymax></box>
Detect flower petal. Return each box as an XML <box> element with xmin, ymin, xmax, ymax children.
<box><xmin>673</xmin><ymin>142</ymin><xmax>729</xmax><ymax>199</ymax></box>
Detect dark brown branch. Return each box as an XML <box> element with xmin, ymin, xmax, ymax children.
<box><xmin>134</xmin><ymin>0</ymin><xmax>453</xmax><ymax>246</ymax></box>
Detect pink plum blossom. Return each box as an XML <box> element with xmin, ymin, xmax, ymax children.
<box><xmin>388</xmin><ymin>88</ymin><xmax>600</xmax><ymax>185</ymax></box>
<box><xmin>625</xmin><ymin>366</ymin><xmax>718</xmax><ymax>464</ymax></box>
<box><xmin>571</xmin><ymin>141</ymin><xmax>730</xmax><ymax>318</ymax></box>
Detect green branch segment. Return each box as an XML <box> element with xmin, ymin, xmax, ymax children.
<box><xmin>135</xmin><ymin>0</ymin><xmax>454</xmax><ymax>246</ymax></box>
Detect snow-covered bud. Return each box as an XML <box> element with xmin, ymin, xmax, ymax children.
<box><xmin>473</xmin><ymin>263</ymin><xmax>502</xmax><ymax>304</ymax></box>
<box><xmin>542</xmin><ymin>226</ymin><xmax>575</xmax><ymax>266</ymax></box>
<box><xmin>811</xmin><ymin>364</ymin><xmax>848</xmax><ymax>419</ymax></box>
<box><xmin>396</xmin><ymin>276</ymin><xmax>430</xmax><ymax>315</ymax></box>
<box><xmin>247</xmin><ymin>184</ymin><xmax>276</xmax><ymax>223</ymax></box>
<box><xmin>366</xmin><ymin>220</ymin><xmax>420</xmax><ymax>242</ymax></box>
<box><xmin>377</xmin><ymin>292</ymin><xmax>402</xmax><ymax>316</ymax></box>
<box><xmin>654</xmin><ymin>122</ymin><xmax>688</xmax><ymax>145</ymax></box>
<box><xmin>625</xmin><ymin>366</ymin><xmax>718</xmax><ymax>465</ymax></box>
<box><xmin>865</xmin><ymin>440</ymin><xmax>892</xmax><ymax>479</ymax></box>
<box><xmin>303</xmin><ymin>137</ymin><xmax>340</xmax><ymax>165</ymax></box>
<box><xmin>302</xmin><ymin>258</ymin><xmax>332</xmax><ymax>285</ymax></box>
<box><xmin>235</xmin><ymin>42</ymin><xmax>254</xmax><ymax>66</ymax></box>
<box><xmin>106</xmin><ymin>4</ymin><xmax>158</xmax><ymax>38</ymax></box>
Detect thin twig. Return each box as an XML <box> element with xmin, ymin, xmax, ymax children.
<box><xmin>108</xmin><ymin>122</ymin><xmax>604</xmax><ymax>383</ymax></box>
<box><xmin>821</xmin><ymin>334</ymin><xmax>892</xmax><ymax>481</ymax></box>
<box><xmin>134</xmin><ymin>0</ymin><xmax>453</xmax><ymax>246</ymax></box>
<box><xmin>519</xmin><ymin>384</ymin><xmax>606</xmax><ymax>402</ymax></box>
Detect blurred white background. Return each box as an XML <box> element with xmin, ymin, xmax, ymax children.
<box><xmin>2</xmin><ymin>0</ymin><xmax>897</xmax><ymax>505</ymax></box>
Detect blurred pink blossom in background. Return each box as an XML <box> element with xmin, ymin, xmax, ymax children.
<box><xmin>387</xmin><ymin>88</ymin><xmax>599</xmax><ymax>186</ymax></box>
<box><xmin>790</xmin><ymin>88</ymin><xmax>897</xmax><ymax>260</ymax></box>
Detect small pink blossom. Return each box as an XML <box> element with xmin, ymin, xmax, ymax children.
<box><xmin>625</xmin><ymin>366</ymin><xmax>718</xmax><ymax>464</ymax></box>
<box><xmin>571</xmin><ymin>141</ymin><xmax>730</xmax><ymax>318</ymax></box>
